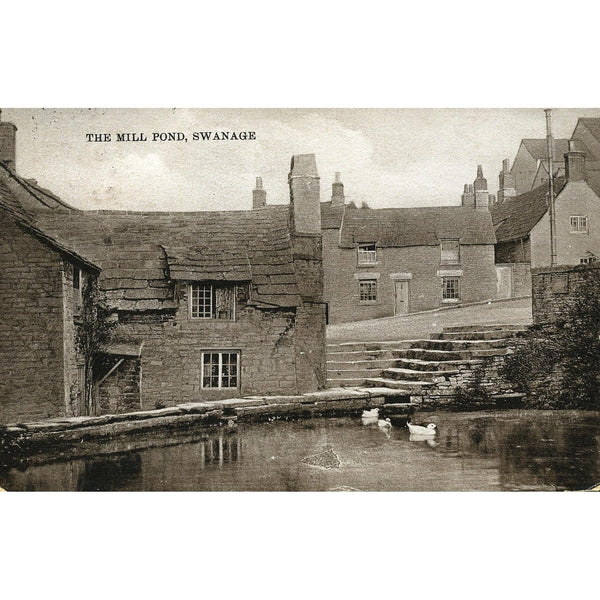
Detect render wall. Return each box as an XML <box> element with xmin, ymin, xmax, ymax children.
<box><xmin>323</xmin><ymin>233</ymin><xmax>498</xmax><ymax>323</ymax></box>
<box><xmin>530</xmin><ymin>181</ymin><xmax>600</xmax><ymax>268</ymax></box>
<box><xmin>0</xmin><ymin>218</ymin><xmax>67</xmax><ymax>423</ymax></box>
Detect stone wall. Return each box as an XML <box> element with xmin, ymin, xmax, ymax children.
<box><xmin>531</xmin><ymin>263</ymin><xmax>600</xmax><ymax>327</ymax></box>
<box><xmin>98</xmin><ymin>358</ymin><xmax>141</xmax><ymax>414</ymax></box>
<box><xmin>323</xmin><ymin>232</ymin><xmax>498</xmax><ymax>323</ymax></box>
<box><xmin>115</xmin><ymin>283</ymin><xmax>314</xmax><ymax>410</ymax></box>
<box><xmin>0</xmin><ymin>218</ymin><xmax>66</xmax><ymax>423</ymax></box>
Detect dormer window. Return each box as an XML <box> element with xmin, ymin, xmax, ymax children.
<box><xmin>190</xmin><ymin>283</ymin><xmax>236</xmax><ymax>320</ymax></box>
<box><xmin>358</xmin><ymin>243</ymin><xmax>377</xmax><ymax>265</ymax></box>
<box><xmin>441</xmin><ymin>239</ymin><xmax>460</xmax><ymax>265</ymax></box>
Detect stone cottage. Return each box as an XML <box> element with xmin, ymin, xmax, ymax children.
<box><xmin>318</xmin><ymin>172</ymin><xmax>498</xmax><ymax>324</ymax></box>
<box><xmin>0</xmin><ymin>160</ymin><xmax>100</xmax><ymax>423</ymax></box>
<box><xmin>491</xmin><ymin>143</ymin><xmax>600</xmax><ymax>297</ymax></box>
<box><xmin>0</xmin><ymin>115</ymin><xmax>326</xmax><ymax>421</ymax></box>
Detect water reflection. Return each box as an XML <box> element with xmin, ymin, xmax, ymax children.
<box><xmin>0</xmin><ymin>411</ymin><xmax>599</xmax><ymax>491</ymax></box>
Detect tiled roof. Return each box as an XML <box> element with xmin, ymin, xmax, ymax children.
<box><xmin>338</xmin><ymin>206</ymin><xmax>496</xmax><ymax>248</ymax></box>
<box><xmin>320</xmin><ymin>201</ymin><xmax>357</xmax><ymax>230</ymax></box>
<box><xmin>491</xmin><ymin>178</ymin><xmax>567</xmax><ymax>242</ymax></box>
<box><xmin>576</xmin><ymin>118</ymin><xmax>600</xmax><ymax>145</ymax></box>
<box><xmin>35</xmin><ymin>206</ymin><xmax>302</xmax><ymax>311</ymax></box>
<box><xmin>521</xmin><ymin>139</ymin><xmax>569</xmax><ymax>161</ymax></box>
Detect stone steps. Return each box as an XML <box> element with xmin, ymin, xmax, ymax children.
<box><xmin>442</xmin><ymin>323</ymin><xmax>529</xmax><ymax>333</ymax></box>
<box><xmin>381</xmin><ymin>367</ymin><xmax>461</xmax><ymax>382</ymax></box>
<box><xmin>365</xmin><ymin>377</ymin><xmax>434</xmax><ymax>394</ymax></box>
<box><xmin>393</xmin><ymin>357</ymin><xmax>484</xmax><ymax>371</ymax></box>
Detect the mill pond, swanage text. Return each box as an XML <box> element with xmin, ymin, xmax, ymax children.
<box><xmin>1</xmin><ymin>410</ymin><xmax>599</xmax><ymax>491</ymax></box>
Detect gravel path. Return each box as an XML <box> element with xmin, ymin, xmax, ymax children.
<box><xmin>327</xmin><ymin>297</ymin><xmax>532</xmax><ymax>343</ymax></box>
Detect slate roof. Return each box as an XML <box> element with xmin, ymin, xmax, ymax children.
<box><xmin>338</xmin><ymin>206</ymin><xmax>496</xmax><ymax>248</ymax></box>
<box><xmin>320</xmin><ymin>201</ymin><xmax>358</xmax><ymax>230</ymax></box>
<box><xmin>0</xmin><ymin>176</ymin><xmax>99</xmax><ymax>271</ymax></box>
<box><xmin>576</xmin><ymin>118</ymin><xmax>600</xmax><ymax>146</ymax></box>
<box><xmin>35</xmin><ymin>206</ymin><xmax>302</xmax><ymax>311</ymax></box>
<box><xmin>491</xmin><ymin>178</ymin><xmax>567</xmax><ymax>243</ymax></box>
<box><xmin>521</xmin><ymin>139</ymin><xmax>569</xmax><ymax>161</ymax></box>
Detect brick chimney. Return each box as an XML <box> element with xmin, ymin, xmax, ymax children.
<box><xmin>0</xmin><ymin>110</ymin><xmax>17</xmax><ymax>171</ymax></box>
<box><xmin>461</xmin><ymin>183</ymin><xmax>475</xmax><ymax>208</ymax></box>
<box><xmin>252</xmin><ymin>176</ymin><xmax>267</xmax><ymax>209</ymax></box>
<box><xmin>498</xmin><ymin>158</ymin><xmax>516</xmax><ymax>203</ymax></box>
<box><xmin>289</xmin><ymin>154</ymin><xmax>321</xmax><ymax>234</ymax></box>
<box><xmin>473</xmin><ymin>165</ymin><xmax>489</xmax><ymax>210</ymax></box>
<box><xmin>331</xmin><ymin>172</ymin><xmax>345</xmax><ymax>207</ymax></box>
<box><xmin>565</xmin><ymin>140</ymin><xmax>586</xmax><ymax>182</ymax></box>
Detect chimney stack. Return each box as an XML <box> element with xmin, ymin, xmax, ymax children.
<box><xmin>331</xmin><ymin>172</ymin><xmax>345</xmax><ymax>207</ymax></box>
<box><xmin>473</xmin><ymin>165</ymin><xmax>489</xmax><ymax>210</ymax></box>
<box><xmin>252</xmin><ymin>176</ymin><xmax>267</xmax><ymax>209</ymax></box>
<box><xmin>0</xmin><ymin>110</ymin><xmax>17</xmax><ymax>171</ymax></box>
<box><xmin>498</xmin><ymin>157</ymin><xmax>516</xmax><ymax>203</ymax></box>
<box><xmin>288</xmin><ymin>154</ymin><xmax>321</xmax><ymax>234</ymax></box>
<box><xmin>461</xmin><ymin>183</ymin><xmax>475</xmax><ymax>208</ymax></box>
<box><xmin>565</xmin><ymin>140</ymin><xmax>586</xmax><ymax>182</ymax></box>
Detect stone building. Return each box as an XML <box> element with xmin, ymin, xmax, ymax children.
<box><xmin>0</xmin><ymin>160</ymin><xmax>100</xmax><ymax>423</ymax></box>
<box><xmin>318</xmin><ymin>173</ymin><xmax>498</xmax><ymax>324</ymax></box>
<box><xmin>491</xmin><ymin>144</ymin><xmax>600</xmax><ymax>297</ymax></box>
<box><xmin>0</xmin><ymin>115</ymin><xmax>326</xmax><ymax>421</ymax></box>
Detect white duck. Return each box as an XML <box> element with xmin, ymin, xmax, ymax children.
<box><xmin>378</xmin><ymin>418</ymin><xmax>392</xmax><ymax>429</ymax></box>
<box><xmin>362</xmin><ymin>408</ymin><xmax>379</xmax><ymax>418</ymax></box>
<box><xmin>407</xmin><ymin>421</ymin><xmax>437</xmax><ymax>436</ymax></box>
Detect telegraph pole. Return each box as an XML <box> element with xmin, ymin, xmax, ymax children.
<box><xmin>545</xmin><ymin>109</ymin><xmax>557</xmax><ymax>266</ymax></box>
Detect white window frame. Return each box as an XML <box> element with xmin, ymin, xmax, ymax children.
<box><xmin>359</xmin><ymin>279</ymin><xmax>377</xmax><ymax>303</ymax></box>
<box><xmin>580</xmin><ymin>256</ymin><xmax>597</xmax><ymax>264</ymax></box>
<box><xmin>357</xmin><ymin>243</ymin><xmax>377</xmax><ymax>265</ymax></box>
<box><xmin>201</xmin><ymin>350</ymin><xmax>240</xmax><ymax>389</ymax></box>
<box><xmin>189</xmin><ymin>283</ymin><xmax>236</xmax><ymax>320</ymax></box>
<box><xmin>570</xmin><ymin>215</ymin><xmax>588</xmax><ymax>234</ymax></box>
<box><xmin>440</xmin><ymin>239</ymin><xmax>460</xmax><ymax>265</ymax></box>
<box><xmin>442</xmin><ymin>276</ymin><xmax>460</xmax><ymax>302</ymax></box>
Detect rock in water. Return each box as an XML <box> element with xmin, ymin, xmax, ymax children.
<box><xmin>301</xmin><ymin>448</ymin><xmax>341</xmax><ymax>469</ymax></box>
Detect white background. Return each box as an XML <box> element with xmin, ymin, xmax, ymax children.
<box><xmin>2</xmin><ymin>2</ymin><xmax>599</xmax><ymax>598</ymax></box>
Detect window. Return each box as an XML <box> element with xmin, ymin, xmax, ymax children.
<box><xmin>73</xmin><ymin>267</ymin><xmax>82</xmax><ymax>317</ymax></box>
<box><xmin>580</xmin><ymin>256</ymin><xmax>597</xmax><ymax>264</ymax></box>
<box><xmin>359</xmin><ymin>279</ymin><xmax>377</xmax><ymax>303</ymax></box>
<box><xmin>442</xmin><ymin>277</ymin><xmax>460</xmax><ymax>301</ymax></box>
<box><xmin>358</xmin><ymin>243</ymin><xmax>377</xmax><ymax>265</ymax></box>
<box><xmin>441</xmin><ymin>239</ymin><xmax>460</xmax><ymax>265</ymax></box>
<box><xmin>201</xmin><ymin>351</ymin><xmax>239</xmax><ymax>389</ymax></box>
<box><xmin>570</xmin><ymin>215</ymin><xmax>588</xmax><ymax>233</ymax></box>
<box><xmin>190</xmin><ymin>283</ymin><xmax>236</xmax><ymax>320</ymax></box>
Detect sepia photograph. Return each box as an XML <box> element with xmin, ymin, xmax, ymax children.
<box><xmin>1</xmin><ymin>107</ymin><xmax>600</xmax><ymax>492</ymax></box>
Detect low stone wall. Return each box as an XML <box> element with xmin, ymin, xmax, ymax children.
<box><xmin>0</xmin><ymin>388</ymin><xmax>399</xmax><ymax>465</ymax></box>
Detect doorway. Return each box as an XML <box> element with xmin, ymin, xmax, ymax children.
<box><xmin>496</xmin><ymin>265</ymin><xmax>513</xmax><ymax>299</ymax></box>
<box><xmin>394</xmin><ymin>280</ymin><xmax>410</xmax><ymax>315</ymax></box>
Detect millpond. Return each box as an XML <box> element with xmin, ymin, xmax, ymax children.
<box><xmin>1</xmin><ymin>409</ymin><xmax>599</xmax><ymax>491</ymax></box>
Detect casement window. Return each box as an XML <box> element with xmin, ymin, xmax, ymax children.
<box><xmin>440</xmin><ymin>239</ymin><xmax>460</xmax><ymax>265</ymax></box>
<box><xmin>442</xmin><ymin>277</ymin><xmax>460</xmax><ymax>301</ymax></box>
<box><xmin>357</xmin><ymin>243</ymin><xmax>377</xmax><ymax>265</ymax></box>
<box><xmin>190</xmin><ymin>283</ymin><xmax>236</xmax><ymax>320</ymax></box>
<box><xmin>359</xmin><ymin>279</ymin><xmax>377</xmax><ymax>303</ymax></box>
<box><xmin>201</xmin><ymin>351</ymin><xmax>239</xmax><ymax>389</ymax></box>
<box><xmin>73</xmin><ymin>266</ymin><xmax>82</xmax><ymax>317</ymax></box>
<box><xmin>570</xmin><ymin>215</ymin><xmax>588</xmax><ymax>233</ymax></box>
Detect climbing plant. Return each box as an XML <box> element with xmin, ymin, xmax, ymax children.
<box><xmin>75</xmin><ymin>274</ymin><xmax>117</xmax><ymax>415</ymax></box>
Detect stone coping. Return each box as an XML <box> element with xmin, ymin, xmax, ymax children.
<box><xmin>0</xmin><ymin>388</ymin><xmax>391</xmax><ymax>438</ymax></box>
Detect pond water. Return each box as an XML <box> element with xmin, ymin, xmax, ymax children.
<box><xmin>1</xmin><ymin>410</ymin><xmax>599</xmax><ymax>491</ymax></box>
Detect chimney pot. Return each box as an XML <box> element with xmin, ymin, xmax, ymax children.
<box><xmin>252</xmin><ymin>176</ymin><xmax>267</xmax><ymax>209</ymax></box>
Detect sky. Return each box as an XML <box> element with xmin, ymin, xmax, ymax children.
<box><xmin>3</xmin><ymin>107</ymin><xmax>600</xmax><ymax>212</ymax></box>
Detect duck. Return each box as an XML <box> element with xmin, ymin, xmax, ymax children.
<box><xmin>407</xmin><ymin>421</ymin><xmax>437</xmax><ymax>436</ymax></box>
<box><xmin>378</xmin><ymin>418</ymin><xmax>392</xmax><ymax>429</ymax></box>
<box><xmin>362</xmin><ymin>408</ymin><xmax>379</xmax><ymax>418</ymax></box>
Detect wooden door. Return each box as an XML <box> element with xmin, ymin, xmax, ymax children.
<box><xmin>496</xmin><ymin>266</ymin><xmax>513</xmax><ymax>299</ymax></box>
<box><xmin>394</xmin><ymin>280</ymin><xmax>409</xmax><ymax>315</ymax></box>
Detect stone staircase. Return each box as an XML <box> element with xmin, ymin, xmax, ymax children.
<box><xmin>327</xmin><ymin>324</ymin><xmax>528</xmax><ymax>400</ymax></box>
